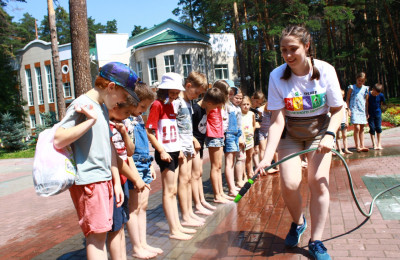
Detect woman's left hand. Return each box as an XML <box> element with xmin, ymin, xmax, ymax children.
<box><xmin>317</xmin><ymin>135</ymin><xmax>335</xmax><ymax>153</ymax></box>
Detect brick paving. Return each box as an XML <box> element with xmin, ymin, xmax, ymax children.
<box><xmin>0</xmin><ymin>127</ymin><xmax>399</xmax><ymax>259</ymax></box>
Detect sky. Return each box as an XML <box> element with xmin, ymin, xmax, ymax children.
<box><xmin>5</xmin><ymin>0</ymin><xmax>180</xmax><ymax>34</ymax></box>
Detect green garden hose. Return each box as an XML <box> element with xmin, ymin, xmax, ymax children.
<box><xmin>234</xmin><ymin>148</ymin><xmax>400</xmax><ymax>218</ymax></box>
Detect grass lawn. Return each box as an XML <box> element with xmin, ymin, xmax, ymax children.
<box><xmin>0</xmin><ymin>146</ymin><xmax>35</xmax><ymax>159</ymax></box>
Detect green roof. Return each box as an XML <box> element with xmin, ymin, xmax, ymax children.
<box><xmin>134</xmin><ymin>29</ymin><xmax>209</xmax><ymax>49</ymax></box>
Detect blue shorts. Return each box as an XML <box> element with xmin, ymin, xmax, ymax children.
<box><xmin>368</xmin><ymin>115</ymin><xmax>382</xmax><ymax>135</ymax></box>
<box><xmin>132</xmin><ymin>154</ymin><xmax>154</xmax><ymax>185</ymax></box>
<box><xmin>110</xmin><ymin>181</ymin><xmax>129</xmax><ymax>232</ymax></box>
<box><xmin>205</xmin><ymin>137</ymin><xmax>224</xmax><ymax>148</ymax></box>
<box><xmin>224</xmin><ymin>132</ymin><xmax>239</xmax><ymax>153</ymax></box>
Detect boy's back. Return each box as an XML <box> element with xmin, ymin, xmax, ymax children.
<box><xmin>368</xmin><ymin>91</ymin><xmax>385</xmax><ymax>117</ymax></box>
<box><xmin>61</xmin><ymin>94</ymin><xmax>112</xmax><ymax>185</ymax></box>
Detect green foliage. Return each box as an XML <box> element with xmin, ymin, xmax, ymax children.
<box><xmin>131</xmin><ymin>25</ymin><xmax>148</xmax><ymax>37</ymax></box>
<box><xmin>0</xmin><ymin>146</ymin><xmax>35</xmax><ymax>159</ymax></box>
<box><xmin>0</xmin><ymin>113</ymin><xmax>27</xmax><ymax>151</ymax></box>
<box><xmin>39</xmin><ymin>6</ymin><xmax>71</xmax><ymax>44</ymax></box>
<box><xmin>33</xmin><ymin>112</ymin><xmax>57</xmax><ymax>138</ymax></box>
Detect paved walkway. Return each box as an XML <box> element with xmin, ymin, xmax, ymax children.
<box><xmin>0</xmin><ymin>127</ymin><xmax>399</xmax><ymax>259</ymax></box>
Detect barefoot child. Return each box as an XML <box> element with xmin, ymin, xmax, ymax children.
<box><xmin>54</xmin><ymin>62</ymin><xmax>147</xmax><ymax>259</ymax></box>
<box><xmin>367</xmin><ymin>83</ymin><xmax>385</xmax><ymax>150</ymax></box>
<box><xmin>336</xmin><ymin>89</ymin><xmax>352</xmax><ymax>155</ymax></box>
<box><xmin>191</xmin><ymin>87</ymin><xmax>226</xmax><ymax>215</ymax></box>
<box><xmin>124</xmin><ymin>82</ymin><xmax>163</xmax><ymax>258</ymax></box>
<box><xmin>172</xmin><ymin>72</ymin><xmax>208</xmax><ymax>227</ymax></box>
<box><xmin>146</xmin><ymin>73</ymin><xmax>195</xmax><ymax>240</ymax></box>
<box><xmin>224</xmin><ymin>86</ymin><xmax>244</xmax><ymax>196</ymax></box>
<box><xmin>206</xmin><ymin>80</ymin><xmax>231</xmax><ymax>203</ymax></box>
<box><xmin>241</xmin><ymin>96</ymin><xmax>256</xmax><ymax>178</ymax></box>
<box><xmin>347</xmin><ymin>72</ymin><xmax>369</xmax><ymax>152</ymax></box>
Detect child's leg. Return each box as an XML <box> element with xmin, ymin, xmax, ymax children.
<box><xmin>377</xmin><ymin>133</ymin><xmax>383</xmax><ymax>149</ymax></box>
<box><xmin>235</xmin><ymin>150</ymin><xmax>246</xmax><ymax>186</ymax></box>
<box><xmin>376</xmin><ymin>116</ymin><xmax>383</xmax><ymax>149</ymax></box>
<box><xmin>191</xmin><ymin>152</ymin><xmax>214</xmax><ymax>215</ymax></box>
<box><xmin>354</xmin><ymin>124</ymin><xmax>360</xmax><ymax>150</ymax></box>
<box><xmin>370</xmin><ymin>133</ymin><xmax>377</xmax><ymax>149</ymax></box>
<box><xmin>342</xmin><ymin>129</ymin><xmax>352</xmax><ymax>154</ymax></box>
<box><xmin>245</xmin><ymin>148</ymin><xmax>254</xmax><ymax>178</ymax></box>
<box><xmin>259</xmin><ymin>139</ymin><xmax>267</xmax><ymax>160</ymax></box>
<box><xmin>225</xmin><ymin>152</ymin><xmax>237</xmax><ymax>196</ymax></box>
<box><xmin>161</xmin><ymin>168</ymin><xmax>193</xmax><ymax>240</ymax></box>
<box><xmin>209</xmin><ymin>146</ymin><xmax>229</xmax><ymax>203</ymax></box>
<box><xmin>359</xmin><ymin>124</ymin><xmax>366</xmax><ymax>149</ymax></box>
<box><xmin>86</xmin><ymin>232</ymin><xmax>108</xmax><ymax>260</ymax></box>
<box><xmin>107</xmin><ymin>227</ymin><xmax>127</xmax><ymax>260</ymax></box>
<box><xmin>253</xmin><ymin>144</ymin><xmax>260</xmax><ymax>168</ymax></box>
<box><xmin>335</xmin><ymin>129</ymin><xmax>342</xmax><ymax>152</ymax></box>
<box><xmin>138</xmin><ymin>187</ymin><xmax>163</xmax><ymax>254</ymax></box>
<box><xmin>179</xmin><ymin>156</ymin><xmax>203</xmax><ymax>227</ymax></box>
<box><xmin>127</xmin><ymin>189</ymin><xmax>157</xmax><ymax>259</ymax></box>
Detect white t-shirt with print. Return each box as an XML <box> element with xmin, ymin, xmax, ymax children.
<box><xmin>172</xmin><ymin>97</ymin><xmax>194</xmax><ymax>154</ymax></box>
<box><xmin>267</xmin><ymin>59</ymin><xmax>343</xmax><ymax>117</ymax></box>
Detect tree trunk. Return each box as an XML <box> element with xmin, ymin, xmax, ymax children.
<box><xmin>233</xmin><ymin>1</ymin><xmax>249</xmax><ymax>93</ymax></box>
<box><xmin>69</xmin><ymin>0</ymin><xmax>91</xmax><ymax>97</ymax></box>
<box><xmin>243</xmin><ymin>0</ymin><xmax>255</xmax><ymax>93</ymax></box>
<box><xmin>47</xmin><ymin>0</ymin><xmax>66</xmax><ymax>120</ymax></box>
<box><xmin>383</xmin><ymin>1</ymin><xmax>400</xmax><ymax>56</ymax></box>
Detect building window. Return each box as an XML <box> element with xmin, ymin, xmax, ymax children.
<box><xmin>29</xmin><ymin>114</ymin><xmax>36</xmax><ymax>129</ymax></box>
<box><xmin>136</xmin><ymin>62</ymin><xmax>143</xmax><ymax>80</ymax></box>
<box><xmin>198</xmin><ymin>54</ymin><xmax>205</xmax><ymax>73</ymax></box>
<box><xmin>182</xmin><ymin>54</ymin><xmax>192</xmax><ymax>78</ymax></box>
<box><xmin>45</xmin><ymin>65</ymin><xmax>54</xmax><ymax>103</ymax></box>
<box><xmin>35</xmin><ymin>67</ymin><xmax>44</xmax><ymax>105</ymax></box>
<box><xmin>63</xmin><ymin>82</ymin><xmax>72</xmax><ymax>97</ymax></box>
<box><xmin>148</xmin><ymin>58</ymin><xmax>158</xmax><ymax>85</ymax></box>
<box><xmin>25</xmin><ymin>69</ymin><xmax>34</xmax><ymax>106</ymax></box>
<box><xmin>164</xmin><ymin>55</ymin><xmax>175</xmax><ymax>73</ymax></box>
<box><xmin>215</xmin><ymin>64</ymin><xmax>228</xmax><ymax>80</ymax></box>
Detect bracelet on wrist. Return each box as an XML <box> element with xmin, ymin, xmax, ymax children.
<box><xmin>324</xmin><ymin>131</ymin><xmax>336</xmax><ymax>139</ymax></box>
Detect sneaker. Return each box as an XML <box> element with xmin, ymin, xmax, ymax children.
<box><xmin>285</xmin><ymin>215</ymin><xmax>307</xmax><ymax>247</ymax></box>
<box><xmin>308</xmin><ymin>240</ymin><xmax>331</xmax><ymax>260</ymax></box>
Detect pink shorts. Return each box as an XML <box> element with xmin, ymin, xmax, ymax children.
<box><xmin>69</xmin><ymin>181</ymin><xmax>114</xmax><ymax>237</ymax></box>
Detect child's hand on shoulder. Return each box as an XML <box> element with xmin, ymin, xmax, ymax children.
<box><xmin>74</xmin><ymin>104</ymin><xmax>97</xmax><ymax>122</ymax></box>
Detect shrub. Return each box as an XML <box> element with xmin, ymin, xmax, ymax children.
<box><xmin>0</xmin><ymin>113</ymin><xmax>27</xmax><ymax>151</ymax></box>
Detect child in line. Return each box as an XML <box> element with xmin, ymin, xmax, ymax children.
<box><xmin>347</xmin><ymin>72</ymin><xmax>369</xmax><ymax>152</ymax></box>
<box><xmin>250</xmin><ymin>91</ymin><xmax>264</xmax><ymax>168</ymax></box>
<box><xmin>54</xmin><ymin>62</ymin><xmax>147</xmax><ymax>259</ymax></box>
<box><xmin>146</xmin><ymin>73</ymin><xmax>195</xmax><ymax>240</ymax></box>
<box><xmin>108</xmin><ymin>100</ymin><xmax>137</xmax><ymax>260</ymax></box>
<box><xmin>336</xmin><ymin>89</ymin><xmax>352</xmax><ymax>155</ymax></box>
<box><xmin>173</xmin><ymin>71</ymin><xmax>207</xmax><ymax>227</ymax></box>
<box><xmin>224</xmin><ymin>86</ymin><xmax>244</xmax><ymax>196</ymax></box>
<box><xmin>241</xmin><ymin>96</ymin><xmax>256</xmax><ymax>178</ymax></box>
<box><xmin>124</xmin><ymin>82</ymin><xmax>163</xmax><ymax>259</ymax></box>
<box><xmin>206</xmin><ymin>80</ymin><xmax>232</xmax><ymax>203</ymax></box>
<box><xmin>367</xmin><ymin>83</ymin><xmax>386</xmax><ymax>150</ymax></box>
<box><xmin>191</xmin><ymin>87</ymin><xmax>223</xmax><ymax>215</ymax></box>
<box><xmin>258</xmin><ymin>101</ymin><xmax>279</xmax><ymax>174</ymax></box>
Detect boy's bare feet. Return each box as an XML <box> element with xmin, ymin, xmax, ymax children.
<box><xmin>361</xmin><ymin>147</ymin><xmax>369</xmax><ymax>152</ymax></box>
<box><xmin>142</xmin><ymin>244</ymin><xmax>163</xmax><ymax>255</ymax></box>
<box><xmin>222</xmin><ymin>193</ymin><xmax>235</xmax><ymax>200</ymax></box>
<box><xmin>201</xmin><ymin>200</ymin><xmax>217</xmax><ymax>210</ymax></box>
<box><xmin>344</xmin><ymin>149</ymin><xmax>353</xmax><ymax>154</ymax></box>
<box><xmin>181</xmin><ymin>218</ymin><xmax>204</xmax><ymax>227</ymax></box>
<box><xmin>376</xmin><ymin>146</ymin><xmax>383</xmax><ymax>150</ymax></box>
<box><xmin>190</xmin><ymin>212</ymin><xmax>205</xmax><ymax>222</ymax></box>
<box><xmin>169</xmin><ymin>232</ymin><xmax>193</xmax><ymax>240</ymax></box>
<box><xmin>228</xmin><ymin>190</ymin><xmax>238</xmax><ymax>197</ymax></box>
<box><xmin>213</xmin><ymin>195</ymin><xmax>230</xmax><ymax>204</ymax></box>
<box><xmin>132</xmin><ymin>248</ymin><xmax>158</xmax><ymax>259</ymax></box>
<box><xmin>179</xmin><ymin>226</ymin><xmax>197</xmax><ymax>234</ymax></box>
<box><xmin>195</xmin><ymin>205</ymin><xmax>213</xmax><ymax>216</ymax></box>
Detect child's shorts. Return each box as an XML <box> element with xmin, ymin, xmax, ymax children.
<box><xmin>368</xmin><ymin>115</ymin><xmax>382</xmax><ymax>135</ymax></box>
<box><xmin>340</xmin><ymin>123</ymin><xmax>346</xmax><ymax>131</ymax></box>
<box><xmin>254</xmin><ymin>128</ymin><xmax>260</xmax><ymax>146</ymax></box>
<box><xmin>110</xmin><ymin>181</ymin><xmax>130</xmax><ymax>232</ymax></box>
<box><xmin>133</xmin><ymin>154</ymin><xmax>154</xmax><ymax>185</ymax></box>
<box><xmin>205</xmin><ymin>137</ymin><xmax>224</xmax><ymax>148</ymax></box>
<box><xmin>69</xmin><ymin>180</ymin><xmax>113</xmax><ymax>237</ymax></box>
<box><xmin>259</xmin><ymin>130</ymin><xmax>268</xmax><ymax>141</ymax></box>
<box><xmin>198</xmin><ymin>139</ymin><xmax>205</xmax><ymax>159</ymax></box>
<box><xmin>155</xmin><ymin>150</ymin><xmax>180</xmax><ymax>172</ymax></box>
<box><xmin>224</xmin><ymin>132</ymin><xmax>240</xmax><ymax>153</ymax></box>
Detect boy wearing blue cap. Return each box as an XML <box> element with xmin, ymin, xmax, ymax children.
<box><xmin>54</xmin><ymin>62</ymin><xmax>148</xmax><ymax>259</ymax></box>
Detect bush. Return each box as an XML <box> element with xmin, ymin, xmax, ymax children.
<box><xmin>0</xmin><ymin>113</ymin><xmax>27</xmax><ymax>151</ymax></box>
<box><xmin>382</xmin><ymin>105</ymin><xmax>400</xmax><ymax>126</ymax></box>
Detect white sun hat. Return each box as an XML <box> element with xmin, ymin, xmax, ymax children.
<box><xmin>157</xmin><ymin>72</ymin><xmax>185</xmax><ymax>91</ymax></box>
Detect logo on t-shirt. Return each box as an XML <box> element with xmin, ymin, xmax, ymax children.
<box><xmin>284</xmin><ymin>93</ymin><xmax>326</xmax><ymax>113</ymax></box>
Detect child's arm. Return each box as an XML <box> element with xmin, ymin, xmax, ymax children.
<box><xmin>54</xmin><ymin>104</ymin><xmax>97</xmax><ymax>149</ymax></box>
<box><xmin>115</xmin><ymin>122</ymin><xmax>135</xmax><ymax>157</ymax></box>
<box><xmin>110</xmin><ymin>140</ymin><xmax>124</xmax><ymax>207</ymax></box>
<box><xmin>346</xmin><ymin>88</ymin><xmax>352</xmax><ymax>117</ymax></box>
<box><xmin>150</xmin><ymin>164</ymin><xmax>156</xmax><ymax>181</ymax></box>
<box><xmin>252</xmin><ymin>112</ymin><xmax>256</xmax><ymax>129</ymax></box>
<box><xmin>366</xmin><ymin>93</ymin><xmax>369</xmax><ymax>119</ymax></box>
<box><xmin>146</xmin><ymin>128</ymin><xmax>172</xmax><ymax>162</ymax></box>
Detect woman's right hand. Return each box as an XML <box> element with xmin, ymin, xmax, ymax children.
<box><xmin>254</xmin><ymin>159</ymin><xmax>271</xmax><ymax>177</ymax></box>
<box><xmin>160</xmin><ymin>151</ymin><xmax>172</xmax><ymax>162</ymax></box>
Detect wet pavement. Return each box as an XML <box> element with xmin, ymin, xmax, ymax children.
<box><xmin>0</xmin><ymin>127</ymin><xmax>399</xmax><ymax>259</ymax></box>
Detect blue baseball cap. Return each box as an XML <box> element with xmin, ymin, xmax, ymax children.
<box><xmin>99</xmin><ymin>62</ymin><xmax>140</xmax><ymax>102</ymax></box>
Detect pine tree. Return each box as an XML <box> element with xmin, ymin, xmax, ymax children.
<box><xmin>0</xmin><ymin>113</ymin><xmax>27</xmax><ymax>151</ymax></box>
